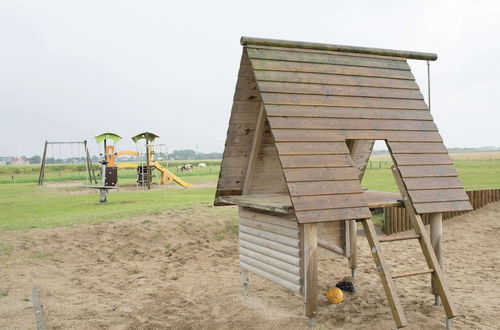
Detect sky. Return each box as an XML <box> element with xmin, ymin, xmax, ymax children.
<box><xmin>0</xmin><ymin>0</ymin><xmax>499</xmax><ymax>157</ymax></box>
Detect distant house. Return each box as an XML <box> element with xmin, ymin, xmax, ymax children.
<box><xmin>0</xmin><ymin>157</ymin><xmax>13</xmax><ymax>165</ymax></box>
<box><xmin>11</xmin><ymin>156</ymin><xmax>29</xmax><ymax>165</ymax></box>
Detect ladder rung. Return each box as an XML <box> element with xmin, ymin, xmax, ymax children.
<box><xmin>378</xmin><ymin>234</ymin><xmax>420</xmax><ymax>242</ymax></box>
<box><xmin>392</xmin><ymin>268</ymin><xmax>434</xmax><ymax>279</ymax></box>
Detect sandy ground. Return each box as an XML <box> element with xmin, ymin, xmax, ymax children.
<box><xmin>0</xmin><ymin>202</ymin><xmax>499</xmax><ymax>329</ymax></box>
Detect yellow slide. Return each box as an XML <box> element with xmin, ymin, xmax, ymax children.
<box><xmin>151</xmin><ymin>162</ymin><xmax>193</xmax><ymax>188</ymax></box>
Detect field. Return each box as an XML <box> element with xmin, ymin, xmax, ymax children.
<box><xmin>0</xmin><ymin>152</ymin><xmax>499</xmax><ymax>329</ymax></box>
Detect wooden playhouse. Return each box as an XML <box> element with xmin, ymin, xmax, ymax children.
<box><xmin>214</xmin><ymin>37</ymin><xmax>472</xmax><ymax>328</ymax></box>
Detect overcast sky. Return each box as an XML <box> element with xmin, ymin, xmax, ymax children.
<box><xmin>1</xmin><ymin>0</ymin><xmax>498</xmax><ymax>157</ymax></box>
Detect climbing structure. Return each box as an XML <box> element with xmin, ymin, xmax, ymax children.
<box><xmin>214</xmin><ymin>37</ymin><xmax>472</xmax><ymax>328</ymax></box>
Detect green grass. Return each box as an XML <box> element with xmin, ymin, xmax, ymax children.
<box><xmin>0</xmin><ymin>157</ymin><xmax>498</xmax><ymax>232</ymax></box>
<box><xmin>362</xmin><ymin>158</ymin><xmax>500</xmax><ymax>191</ymax></box>
<box><xmin>0</xmin><ymin>183</ymin><xmax>216</xmax><ymax>231</ymax></box>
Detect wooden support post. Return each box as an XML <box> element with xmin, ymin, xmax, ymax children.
<box><xmin>348</xmin><ymin>220</ymin><xmax>357</xmax><ymax>278</ymax></box>
<box><xmin>303</xmin><ymin>223</ymin><xmax>318</xmax><ymax>325</ymax></box>
<box><xmin>430</xmin><ymin>212</ymin><xmax>443</xmax><ymax>305</ymax></box>
<box><xmin>38</xmin><ymin>141</ymin><xmax>48</xmax><ymax>186</ymax></box>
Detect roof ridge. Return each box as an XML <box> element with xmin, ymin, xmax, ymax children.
<box><xmin>241</xmin><ymin>36</ymin><xmax>437</xmax><ymax>61</ymax></box>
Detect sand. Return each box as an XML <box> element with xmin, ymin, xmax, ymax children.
<box><xmin>0</xmin><ymin>202</ymin><xmax>499</xmax><ymax>329</ymax></box>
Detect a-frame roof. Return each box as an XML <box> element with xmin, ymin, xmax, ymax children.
<box><xmin>215</xmin><ymin>37</ymin><xmax>472</xmax><ymax>223</ymax></box>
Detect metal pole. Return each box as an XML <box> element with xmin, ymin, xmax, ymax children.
<box><xmin>427</xmin><ymin>60</ymin><xmax>431</xmax><ymax>112</ymax></box>
<box><xmin>38</xmin><ymin>141</ymin><xmax>48</xmax><ymax>186</ymax></box>
<box><xmin>146</xmin><ymin>133</ymin><xmax>151</xmax><ymax>190</ymax></box>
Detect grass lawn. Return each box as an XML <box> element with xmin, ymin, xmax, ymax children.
<box><xmin>0</xmin><ymin>157</ymin><xmax>498</xmax><ymax>232</ymax></box>
<box><xmin>0</xmin><ymin>183</ymin><xmax>216</xmax><ymax>231</ymax></box>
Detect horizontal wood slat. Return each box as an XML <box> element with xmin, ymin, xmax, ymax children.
<box><xmin>392</xmin><ymin>154</ymin><xmax>453</xmax><ymax>166</ymax></box>
<box><xmin>239</xmin><ymin>209</ymin><xmax>297</xmax><ymax>229</ymax></box>
<box><xmin>387</xmin><ymin>142</ymin><xmax>447</xmax><ymax>154</ymax></box>
<box><xmin>240</xmin><ymin>217</ymin><xmax>298</xmax><ymax>238</ymax></box>
<box><xmin>240</xmin><ymin>247</ymin><xmax>301</xmax><ymax>275</ymax></box>
<box><xmin>292</xmin><ymin>193</ymin><xmax>368</xmax><ymax>211</ymax></box>
<box><xmin>240</xmin><ymin>261</ymin><xmax>301</xmax><ymax>293</ymax></box>
<box><xmin>409</xmin><ymin>189</ymin><xmax>469</xmax><ymax>203</ymax></box>
<box><xmin>275</xmin><ymin>142</ymin><xmax>349</xmax><ymax>155</ymax></box>
<box><xmin>268</xmin><ymin>117</ymin><xmax>437</xmax><ymax>131</ymax></box>
<box><xmin>288</xmin><ymin>180</ymin><xmax>362</xmax><ymax>196</ymax></box>
<box><xmin>257</xmin><ymin>81</ymin><xmax>423</xmax><ymax>99</ymax></box>
<box><xmin>283</xmin><ymin>167</ymin><xmax>360</xmax><ymax>182</ymax></box>
<box><xmin>261</xmin><ymin>93</ymin><xmax>428</xmax><ymax>110</ymax></box>
<box><xmin>272</xmin><ymin>129</ymin><xmax>443</xmax><ymax>142</ymax></box>
<box><xmin>404</xmin><ymin>177</ymin><xmax>464</xmax><ymax>190</ymax></box>
<box><xmin>413</xmin><ymin>200</ymin><xmax>473</xmax><ymax>214</ymax></box>
<box><xmin>265</xmin><ymin>105</ymin><xmax>433</xmax><ymax>121</ymax></box>
<box><xmin>240</xmin><ymin>225</ymin><xmax>300</xmax><ymax>247</ymax></box>
<box><xmin>240</xmin><ymin>255</ymin><xmax>301</xmax><ymax>284</ymax></box>
<box><xmin>247</xmin><ymin>48</ymin><xmax>411</xmax><ymax>70</ymax></box>
<box><xmin>251</xmin><ymin>59</ymin><xmax>415</xmax><ymax>80</ymax></box>
<box><xmin>239</xmin><ymin>232</ymin><xmax>300</xmax><ymax>257</ymax></box>
<box><xmin>398</xmin><ymin>165</ymin><xmax>458</xmax><ymax>178</ymax></box>
<box><xmin>254</xmin><ymin>71</ymin><xmax>418</xmax><ymax>89</ymax></box>
<box><xmin>295</xmin><ymin>207</ymin><xmax>372</xmax><ymax>223</ymax></box>
<box><xmin>280</xmin><ymin>154</ymin><xmax>353</xmax><ymax>168</ymax></box>
<box><xmin>239</xmin><ymin>239</ymin><xmax>300</xmax><ymax>266</ymax></box>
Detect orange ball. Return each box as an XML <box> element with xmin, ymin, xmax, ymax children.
<box><xmin>325</xmin><ymin>287</ymin><xmax>344</xmax><ymax>304</ymax></box>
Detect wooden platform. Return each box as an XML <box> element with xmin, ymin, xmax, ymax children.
<box><xmin>217</xmin><ymin>190</ymin><xmax>402</xmax><ymax>214</ymax></box>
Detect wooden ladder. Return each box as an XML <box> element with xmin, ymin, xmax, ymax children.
<box><xmin>360</xmin><ymin>165</ymin><xmax>457</xmax><ymax>329</ymax></box>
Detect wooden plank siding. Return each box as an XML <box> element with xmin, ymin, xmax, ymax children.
<box><xmin>239</xmin><ymin>208</ymin><xmax>302</xmax><ymax>293</ymax></box>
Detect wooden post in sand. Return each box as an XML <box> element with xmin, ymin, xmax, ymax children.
<box><xmin>348</xmin><ymin>220</ymin><xmax>357</xmax><ymax>278</ymax></box>
<box><xmin>302</xmin><ymin>223</ymin><xmax>318</xmax><ymax>326</ymax></box>
<box><xmin>430</xmin><ymin>212</ymin><xmax>443</xmax><ymax>305</ymax></box>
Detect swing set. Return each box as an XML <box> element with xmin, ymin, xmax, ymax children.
<box><xmin>37</xmin><ymin>140</ymin><xmax>97</xmax><ymax>186</ymax></box>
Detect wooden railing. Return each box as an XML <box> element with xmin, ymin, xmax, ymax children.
<box><xmin>383</xmin><ymin>188</ymin><xmax>500</xmax><ymax>234</ymax></box>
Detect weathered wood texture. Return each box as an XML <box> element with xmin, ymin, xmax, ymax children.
<box><xmin>239</xmin><ymin>208</ymin><xmax>302</xmax><ymax>293</ymax></box>
<box><xmin>215</xmin><ymin>50</ymin><xmax>261</xmax><ymax>201</ymax></box>
<box><xmin>383</xmin><ymin>188</ymin><xmax>500</xmax><ymax>235</ymax></box>
<box><xmin>216</xmin><ymin>39</ymin><xmax>470</xmax><ymax>222</ymax></box>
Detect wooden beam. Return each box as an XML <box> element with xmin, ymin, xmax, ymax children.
<box><xmin>302</xmin><ymin>223</ymin><xmax>318</xmax><ymax>321</ymax></box>
<box><xmin>317</xmin><ymin>238</ymin><xmax>344</xmax><ymax>255</ymax></box>
<box><xmin>430</xmin><ymin>212</ymin><xmax>443</xmax><ymax>304</ymax></box>
<box><xmin>392</xmin><ymin>268</ymin><xmax>434</xmax><ymax>279</ymax></box>
<box><xmin>391</xmin><ymin>165</ymin><xmax>457</xmax><ymax>319</ymax></box>
<box><xmin>362</xmin><ymin>219</ymin><xmax>407</xmax><ymax>328</ymax></box>
<box><xmin>242</xmin><ymin>103</ymin><xmax>266</xmax><ymax>194</ymax></box>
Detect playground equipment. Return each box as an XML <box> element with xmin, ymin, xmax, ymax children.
<box><xmin>88</xmin><ymin>132</ymin><xmax>191</xmax><ymax>202</ymax></box>
<box><xmin>38</xmin><ymin>140</ymin><xmax>96</xmax><ymax>186</ymax></box>
<box><xmin>215</xmin><ymin>37</ymin><xmax>472</xmax><ymax>329</ymax></box>
<box><xmin>127</xmin><ymin>132</ymin><xmax>192</xmax><ymax>189</ymax></box>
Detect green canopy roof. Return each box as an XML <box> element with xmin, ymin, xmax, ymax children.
<box><xmin>131</xmin><ymin>132</ymin><xmax>160</xmax><ymax>143</ymax></box>
<box><xmin>95</xmin><ymin>132</ymin><xmax>122</xmax><ymax>144</ymax></box>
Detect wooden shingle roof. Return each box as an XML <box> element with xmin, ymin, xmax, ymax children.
<box><xmin>215</xmin><ymin>37</ymin><xmax>472</xmax><ymax>223</ymax></box>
